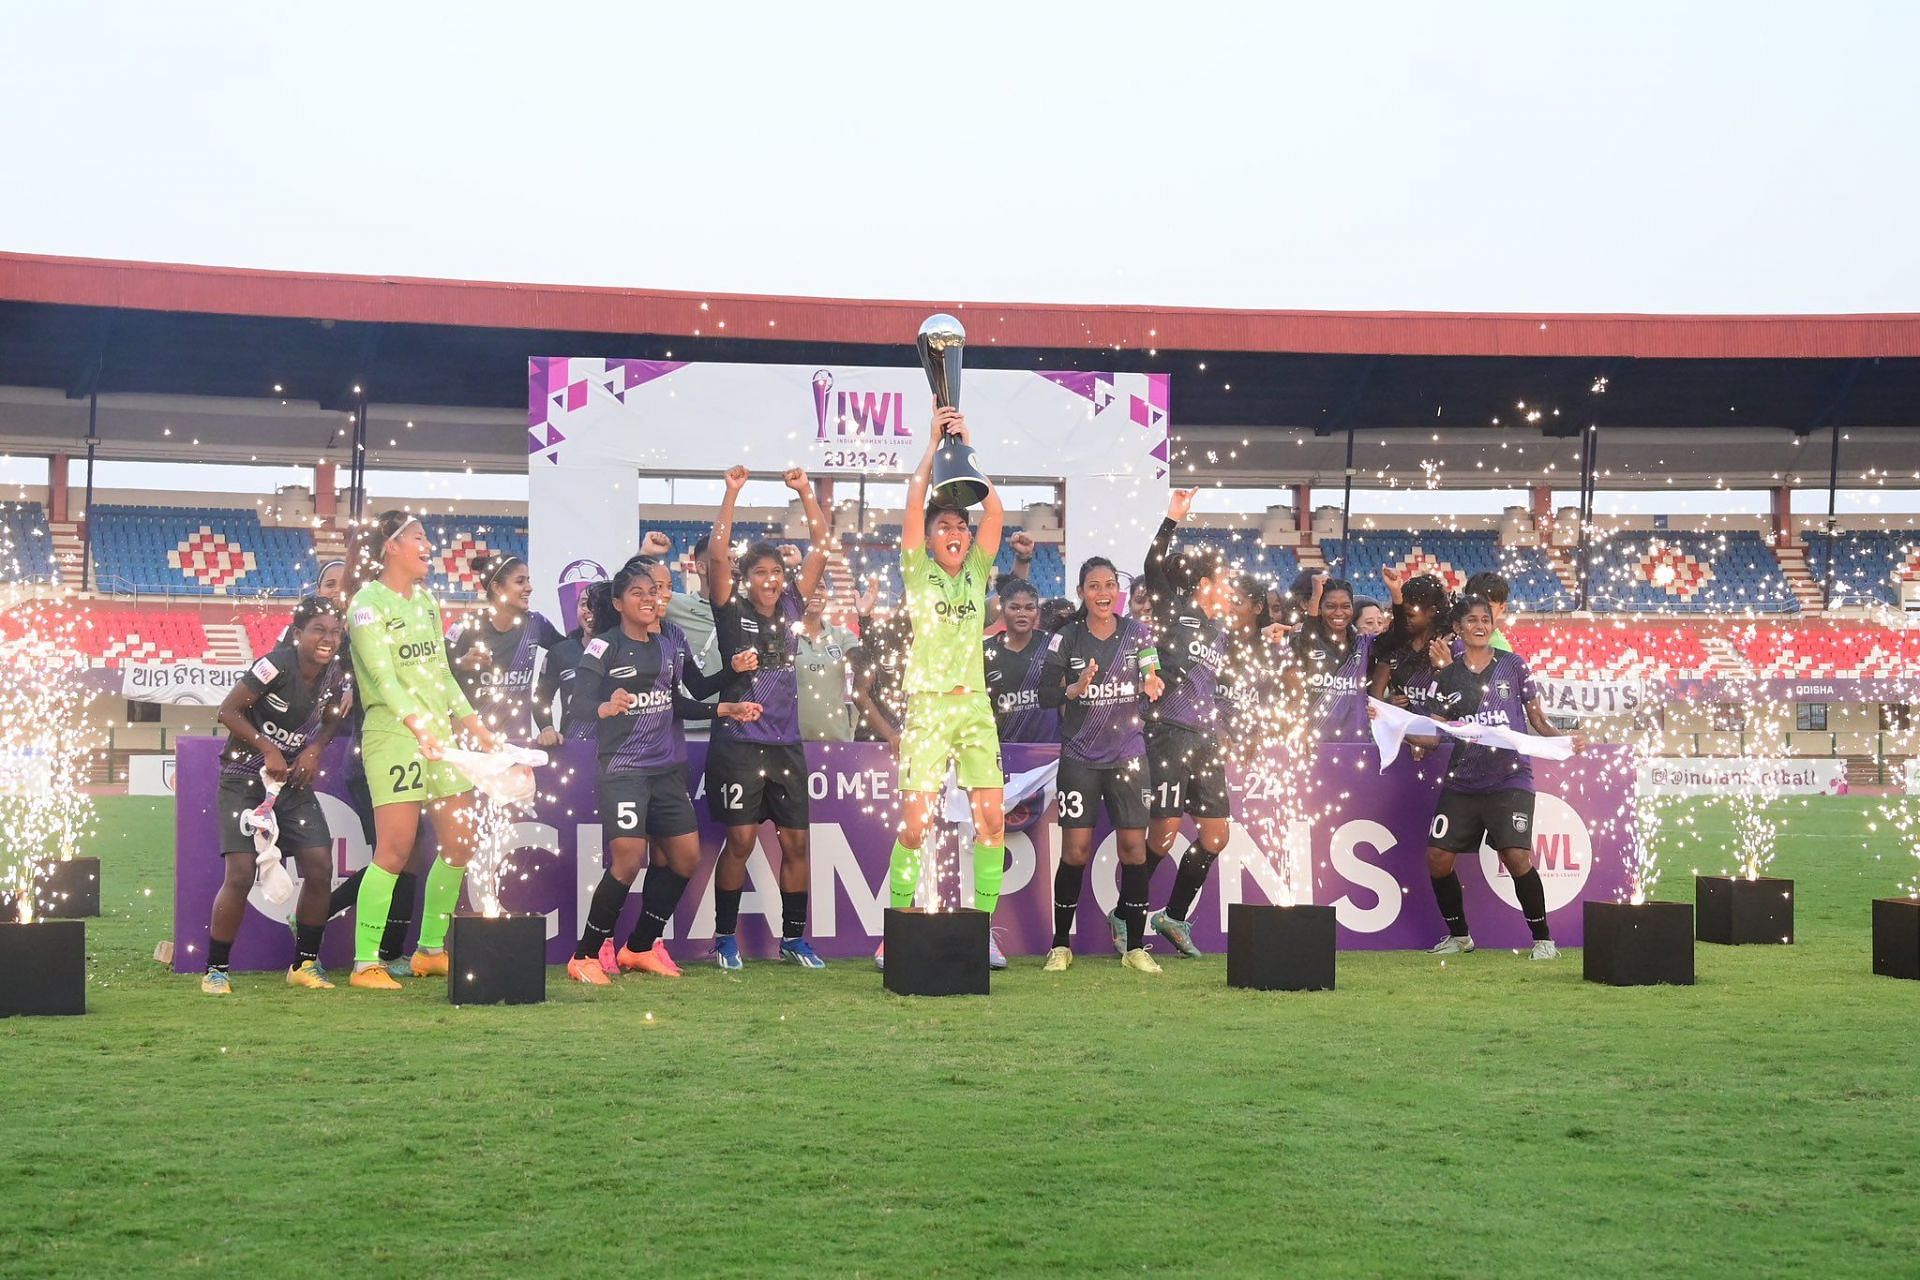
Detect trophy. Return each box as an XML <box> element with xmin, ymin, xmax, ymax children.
<box><xmin>917</xmin><ymin>314</ymin><xmax>989</xmax><ymax>508</ymax></box>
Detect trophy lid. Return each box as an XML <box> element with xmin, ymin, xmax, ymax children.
<box><xmin>917</xmin><ymin>314</ymin><xmax>966</xmax><ymax>351</ymax></box>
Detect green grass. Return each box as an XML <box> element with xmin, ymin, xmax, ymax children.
<box><xmin>1</xmin><ymin>798</ymin><xmax>1917</xmax><ymax>1278</ymax></box>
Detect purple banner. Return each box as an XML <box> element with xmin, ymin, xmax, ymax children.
<box><xmin>172</xmin><ymin>738</ymin><xmax>1632</xmax><ymax>972</ymax></box>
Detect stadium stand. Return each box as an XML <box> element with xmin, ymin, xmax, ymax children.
<box><xmin>1738</xmin><ymin>624</ymin><xmax>1920</xmax><ymax>680</ymax></box>
<box><xmin>0</xmin><ymin>503</ymin><xmax>57</xmax><ymax>582</ymax></box>
<box><xmin>415</xmin><ymin>514</ymin><xmax>527</xmax><ymax>600</ymax></box>
<box><xmin>1325</xmin><ymin>531</ymin><xmax>1573</xmax><ymax>612</ymax></box>
<box><xmin>89</xmin><ymin>506</ymin><xmax>314</xmax><ymax>598</ymax></box>
<box><xmin>1507</xmin><ymin>622</ymin><xmax>1712</xmax><ymax>682</ymax></box>
<box><xmin>1583</xmin><ymin>531</ymin><xmax>1796</xmax><ymax>615</ymax></box>
<box><xmin>1802</xmin><ymin>530</ymin><xmax>1920</xmax><ymax>606</ymax></box>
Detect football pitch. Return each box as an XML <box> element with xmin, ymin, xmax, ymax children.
<box><xmin>2</xmin><ymin>796</ymin><xmax>1916</xmax><ymax>1278</ymax></box>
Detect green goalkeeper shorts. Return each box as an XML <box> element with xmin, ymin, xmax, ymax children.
<box><xmin>899</xmin><ymin>692</ymin><xmax>1003</xmax><ymax>794</ymax></box>
<box><xmin>361</xmin><ymin>727</ymin><xmax>473</xmax><ymax>808</ymax></box>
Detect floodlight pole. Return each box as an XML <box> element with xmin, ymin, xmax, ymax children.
<box><xmin>81</xmin><ymin>387</ymin><xmax>98</xmax><ymax>593</ymax></box>
<box><xmin>1575</xmin><ymin>424</ymin><xmax>1600</xmax><ymax>611</ymax></box>
<box><xmin>1822</xmin><ymin>421</ymin><xmax>1841</xmax><ymax>609</ymax></box>
<box><xmin>1337</xmin><ymin>422</ymin><xmax>1356</xmax><ymax>575</ymax></box>
<box><xmin>348</xmin><ymin>388</ymin><xmax>370</xmax><ymax>522</ymax></box>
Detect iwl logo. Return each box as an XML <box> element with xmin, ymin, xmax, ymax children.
<box><xmin>812</xmin><ymin>370</ymin><xmax>911</xmax><ymax>440</ymax></box>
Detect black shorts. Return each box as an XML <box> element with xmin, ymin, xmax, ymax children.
<box><xmin>1429</xmin><ymin>787</ymin><xmax>1535</xmax><ymax>855</ymax></box>
<box><xmin>601</xmin><ymin>766</ymin><xmax>699</xmax><ymax>841</ymax></box>
<box><xmin>705</xmin><ymin>737</ymin><xmax>810</xmax><ymax>829</ymax></box>
<box><xmin>1057</xmin><ymin>756</ymin><xmax>1150</xmax><ymax>831</ymax></box>
<box><xmin>1145</xmin><ymin>724</ymin><xmax>1231</xmax><ymax>820</ymax></box>
<box><xmin>215</xmin><ymin>775</ymin><xmax>331</xmax><ymax>857</ymax></box>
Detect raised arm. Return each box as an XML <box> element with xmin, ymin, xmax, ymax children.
<box><xmin>1142</xmin><ymin>488</ymin><xmax>1196</xmax><ymax>600</ymax></box>
<box><xmin>904</xmin><ymin>405</ymin><xmax>961</xmax><ymax>554</ymax></box>
<box><xmin>784</xmin><ymin>466</ymin><xmax>832</xmax><ymax>600</ymax></box>
<box><xmin>708</xmin><ymin>465</ymin><xmax>748</xmax><ymax>607</ymax></box>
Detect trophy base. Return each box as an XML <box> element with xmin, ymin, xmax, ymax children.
<box><xmin>1582</xmin><ymin>901</ymin><xmax>1694</xmax><ymax>987</ymax></box>
<box><xmin>1226</xmin><ymin>904</ymin><xmax>1336</xmax><ymax>992</ymax></box>
<box><xmin>882</xmin><ymin>908</ymin><xmax>990</xmax><ymax>997</ymax></box>
<box><xmin>446</xmin><ymin>913</ymin><xmax>546</xmax><ymax>1006</ymax></box>
<box><xmin>1695</xmin><ymin>875</ymin><xmax>1794</xmax><ymax>945</ymax></box>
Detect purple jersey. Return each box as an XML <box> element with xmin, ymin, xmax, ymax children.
<box><xmin>447</xmin><ymin>611</ymin><xmax>563</xmax><ymax>739</ymax></box>
<box><xmin>1214</xmin><ymin>635</ymin><xmax>1285</xmax><ymax>757</ymax></box>
<box><xmin>1317</xmin><ymin>632</ymin><xmax>1376</xmax><ymax>743</ymax></box>
<box><xmin>1433</xmin><ymin>648</ymin><xmax>1540</xmax><ymax>794</ymax></box>
<box><xmin>220</xmin><ymin>644</ymin><xmax>349</xmax><ymax>782</ymax></box>
<box><xmin>1041</xmin><ymin>616</ymin><xmax>1158</xmax><ymax>767</ymax></box>
<box><xmin>578</xmin><ymin>623</ymin><xmax>720</xmax><ymax>773</ymax></box>
<box><xmin>1139</xmin><ymin>517</ymin><xmax>1223</xmax><ymax>733</ymax></box>
<box><xmin>984</xmin><ymin>631</ymin><xmax>1059</xmax><ymax>743</ymax></box>
<box><xmin>714</xmin><ymin>585</ymin><xmax>805</xmax><ymax>746</ymax></box>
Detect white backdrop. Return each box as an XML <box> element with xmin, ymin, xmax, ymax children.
<box><xmin>526</xmin><ymin>357</ymin><xmax>1171</xmax><ymax>618</ymax></box>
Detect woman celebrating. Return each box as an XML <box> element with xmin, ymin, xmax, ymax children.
<box><xmin>982</xmin><ymin>576</ymin><xmax>1058</xmax><ymax>744</ymax></box>
<box><xmin>1289</xmin><ymin>573</ymin><xmax>1361</xmax><ymax>721</ymax></box>
<box><xmin>706</xmin><ymin>465</ymin><xmax>832</xmax><ymax>969</ymax></box>
<box><xmin>537</xmin><ymin>577</ymin><xmax>608</xmax><ymax>740</ymax></box>
<box><xmin>1401</xmin><ymin>595</ymin><xmax>1578</xmax><ymax>960</ymax></box>
<box><xmin>201</xmin><ymin>595</ymin><xmax>353</xmax><ymax>994</ymax></box>
<box><xmin>566</xmin><ymin>557</ymin><xmax>760</xmax><ymax>985</ymax></box>
<box><xmin>343</xmin><ymin>510</ymin><xmax>497</xmax><ymax>991</ymax></box>
<box><xmin>447</xmin><ymin>553</ymin><xmax>564</xmax><ymax>745</ymax></box>
<box><xmin>1370</xmin><ymin>572</ymin><xmax>1452</xmax><ymax>717</ymax></box>
<box><xmin>1039</xmin><ymin>557</ymin><xmax>1164</xmax><ymax>973</ymax></box>
<box><xmin>1130</xmin><ymin>489</ymin><xmax>1233</xmax><ymax>962</ymax></box>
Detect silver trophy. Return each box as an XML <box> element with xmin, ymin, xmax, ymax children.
<box><xmin>917</xmin><ymin>314</ymin><xmax>988</xmax><ymax>507</ymax></box>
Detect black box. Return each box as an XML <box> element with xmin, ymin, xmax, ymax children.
<box><xmin>36</xmin><ymin>857</ymin><xmax>100</xmax><ymax>919</ymax></box>
<box><xmin>1227</xmin><ymin>903</ymin><xmax>1336</xmax><ymax>992</ymax></box>
<box><xmin>0</xmin><ymin>919</ymin><xmax>87</xmax><ymax>1016</ymax></box>
<box><xmin>446</xmin><ymin>913</ymin><xmax>546</xmax><ymax>1006</ymax></box>
<box><xmin>1583</xmin><ymin>900</ymin><xmax>1694</xmax><ymax>987</ymax></box>
<box><xmin>1696</xmin><ymin>874</ymin><xmax>1794</xmax><ymax>945</ymax></box>
<box><xmin>883</xmin><ymin>908</ymin><xmax>990</xmax><ymax>997</ymax></box>
<box><xmin>1871</xmin><ymin>897</ymin><xmax>1920</xmax><ymax>980</ymax></box>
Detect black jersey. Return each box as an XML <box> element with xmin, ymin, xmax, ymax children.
<box><xmin>1292</xmin><ymin>620</ymin><xmax>1361</xmax><ymax>716</ymax></box>
<box><xmin>1139</xmin><ymin>518</ymin><xmax>1225</xmax><ymax>733</ymax></box>
<box><xmin>220</xmin><ymin>643</ymin><xmax>349</xmax><ymax>782</ymax></box>
<box><xmin>575</xmin><ymin>623</ymin><xmax>725</xmax><ymax>773</ymax></box>
<box><xmin>1040</xmin><ymin>616</ymin><xmax>1158</xmax><ymax>767</ymax></box>
<box><xmin>541</xmin><ymin>630</ymin><xmax>593</xmax><ymax>740</ymax></box>
<box><xmin>446</xmin><ymin>611</ymin><xmax>563</xmax><ymax>738</ymax></box>
<box><xmin>984</xmin><ymin>631</ymin><xmax>1058</xmax><ymax>743</ymax></box>
<box><xmin>1214</xmin><ymin>633</ymin><xmax>1287</xmax><ymax>755</ymax></box>
<box><xmin>713</xmin><ymin>586</ymin><xmax>805</xmax><ymax>746</ymax></box>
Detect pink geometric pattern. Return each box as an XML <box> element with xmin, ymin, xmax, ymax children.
<box><xmin>440</xmin><ymin>536</ymin><xmax>490</xmax><ymax>593</ymax></box>
<box><xmin>1637</xmin><ymin>546</ymin><xmax>1714</xmax><ymax>600</ymax></box>
<box><xmin>1393</xmin><ymin>551</ymin><xmax>1465</xmax><ymax>593</ymax></box>
<box><xmin>168</xmin><ymin>529</ymin><xmax>256</xmax><ymax>593</ymax></box>
<box><xmin>1900</xmin><ymin>549</ymin><xmax>1920</xmax><ymax>581</ymax></box>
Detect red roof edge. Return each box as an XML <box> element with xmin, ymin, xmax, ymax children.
<box><xmin>3</xmin><ymin>251</ymin><xmax>1919</xmax><ymax>359</ymax></box>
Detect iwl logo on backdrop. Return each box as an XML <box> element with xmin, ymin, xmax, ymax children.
<box><xmin>812</xmin><ymin>370</ymin><xmax>911</xmax><ymax>440</ymax></box>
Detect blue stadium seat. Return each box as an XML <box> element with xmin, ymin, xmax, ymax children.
<box><xmin>1583</xmin><ymin>530</ymin><xmax>1796</xmax><ymax>615</ymax></box>
<box><xmin>0</xmin><ymin>504</ymin><xmax>57</xmax><ymax>583</ymax></box>
<box><xmin>1803</xmin><ymin>531</ymin><xmax>1919</xmax><ymax>606</ymax></box>
<box><xmin>1324</xmin><ymin>531</ymin><xmax>1574</xmax><ymax>613</ymax></box>
<box><xmin>90</xmin><ymin>506</ymin><xmax>315</xmax><ymax>597</ymax></box>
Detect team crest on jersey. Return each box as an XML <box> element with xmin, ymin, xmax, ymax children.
<box><xmin>250</xmin><ymin>656</ymin><xmax>279</xmax><ymax>682</ymax></box>
<box><xmin>1512</xmin><ymin>812</ymin><xmax>1529</xmax><ymax>833</ymax></box>
<box><xmin>584</xmin><ymin>637</ymin><xmax>609</xmax><ymax>659</ymax></box>
<box><xmin>1497</xmin><ymin>680</ymin><xmax>1512</xmax><ymax>698</ymax></box>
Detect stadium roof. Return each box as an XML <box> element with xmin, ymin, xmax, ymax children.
<box><xmin>1</xmin><ymin>252</ymin><xmax>1917</xmax><ymax>487</ymax></box>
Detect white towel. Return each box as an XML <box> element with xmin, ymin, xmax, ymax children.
<box><xmin>1368</xmin><ymin>697</ymin><xmax>1573</xmax><ymax>771</ymax></box>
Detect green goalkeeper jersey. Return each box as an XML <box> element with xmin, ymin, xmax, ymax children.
<box><xmin>900</xmin><ymin>544</ymin><xmax>991</xmax><ymax>696</ymax></box>
<box><xmin>349</xmin><ymin>579</ymin><xmax>475</xmax><ymax>736</ymax></box>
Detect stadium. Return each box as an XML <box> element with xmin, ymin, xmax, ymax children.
<box><xmin>5</xmin><ymin>10</ymin><xmax>1920</xmax><ymax>1277</ymax></box>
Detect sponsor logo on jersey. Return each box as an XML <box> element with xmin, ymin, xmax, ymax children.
<box><xmin>608</xmin><ymin>666</ymin><xmax>638</xmax><ymax>680</ymax></box>
<box><xmin>396</xmin><ymin>640</ymin><xmax>441</xmax><ymax>661</ymax></box>
<box><xmin>996</xmin><ymin>688</ymin><xmax>1041</xmax><ymax>713</ymax></box>
<box><xmin>385</xmin><ymin>617</ymin><xmax>406</xmax><ymax>633</ymax></box>
<box><xmin>264</xmin><ymin>693</ymin><xmax>290</xmax><ymax>713</ymax></box>
<box><xmin>250</xmin><ymin>656</ymin><xmax>280</xmax><ymax>682</ymax></box>
<box><xmin>1179</xmin><ymin>616</ymin><xmax>1200</xmax><ymax>629</ymax></box>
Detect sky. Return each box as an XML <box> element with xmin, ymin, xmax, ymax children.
<box><xmin>3</xmin><ymin>1</ymin><xmax>1917</xmax><ymax>314</ymax></box>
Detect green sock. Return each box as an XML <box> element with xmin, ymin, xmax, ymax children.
<box><xmin>972</xmin><ymin>843</ymin><xmax>1005</xmax><ymax>915</ymax></box>
<box><xmin>888</xmin><ymin>840</ymin><xmax>920</xmax><ymax>909</ymax></box>
<box><xmin>353</xmin><ymin>865</ymin><xmax>399</xmax><ymax>968</ymax></box>
<box><xmin>416</xmin><ymin>859</ymin><xmax>467</xmax><ymax>951</ymax></box>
